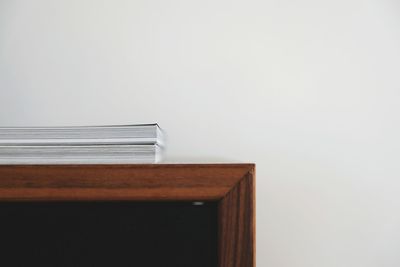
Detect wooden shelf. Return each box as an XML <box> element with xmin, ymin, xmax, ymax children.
<box><xmin>0</xmin><ymin>164</ymin><xmax>255</xmax><ymax>267</ymax></box>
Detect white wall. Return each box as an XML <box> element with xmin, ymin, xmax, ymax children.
<box><xmin>1</xmin><ymin>0</ymin><xmax>400</xmax><ymax>266</ymax></box>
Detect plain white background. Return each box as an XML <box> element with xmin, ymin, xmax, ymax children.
<box><xmin>1</xmin><ymin>0</ymin><xmax>400</xmax><ymax>266</ymax></box>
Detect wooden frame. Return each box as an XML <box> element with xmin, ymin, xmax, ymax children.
<box><xmin>0</xmin><ymin>164</ymin><xmax>255</xmax><ymax>267</ymax></box>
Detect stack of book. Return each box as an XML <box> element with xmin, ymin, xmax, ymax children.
<box><xmin>0</xmin><ymin>124</ymin><xmax>164</xmax><ymax>164</ymax></box>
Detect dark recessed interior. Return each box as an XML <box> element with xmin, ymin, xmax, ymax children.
<box><xmin>0</xmin><ymin>201</ymin><xmax>218</xmax><ymax>267</ymax></box>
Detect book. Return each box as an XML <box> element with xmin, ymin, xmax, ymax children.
<box><xmin>0</xmin><ymin>123</ymin><xmax>164</xmax><ymax>146</ymax></box>
<box><xmin>0</xmin><ymin>144</ymin><xmax>162</xmax><ymax>164</ymax></box>
<box><xmin>0</xmin><ymin>124</ymin><xmax>164</xmax><ymax>164</ymax></box>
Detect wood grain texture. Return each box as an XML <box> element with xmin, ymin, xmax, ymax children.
<box><xmin>0</xmin><ymin>164</ymin><xmax>252</xmax><ymax>201</ymax></box>
<box><xmin>0</xmin><ymin>163</ymin><xmax>255</xmax><ymax>266</ymax></box>
<box><xmin>219</xmin><ymin>167</ymin><xmax>255</xmax><ymax>267</ymax></box>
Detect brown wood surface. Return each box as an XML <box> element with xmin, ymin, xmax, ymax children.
<box><xmin>219</xmin><ymin>168</ymin><xmax>255</xmax><ymax>267</ymax></box>
<box><xmin>0</xmin><ymin>164</ymin><xmax>255</xmax><ymax>266</ymax></box>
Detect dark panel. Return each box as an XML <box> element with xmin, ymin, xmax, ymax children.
<box><xmin>0</xmin><ymin>202</ymin><xmax>218</xmax><ymax>267</ymax></box>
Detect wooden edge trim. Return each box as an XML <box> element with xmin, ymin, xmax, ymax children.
<box><xmin>218</xmin><ymin>165</ymin><xmax>255</xmax><ymax>267</ymax></box>
<box><xmin>0</xmin><ymin>164</ymin><xmax>254</xmax><ymax>201</ymax></box>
